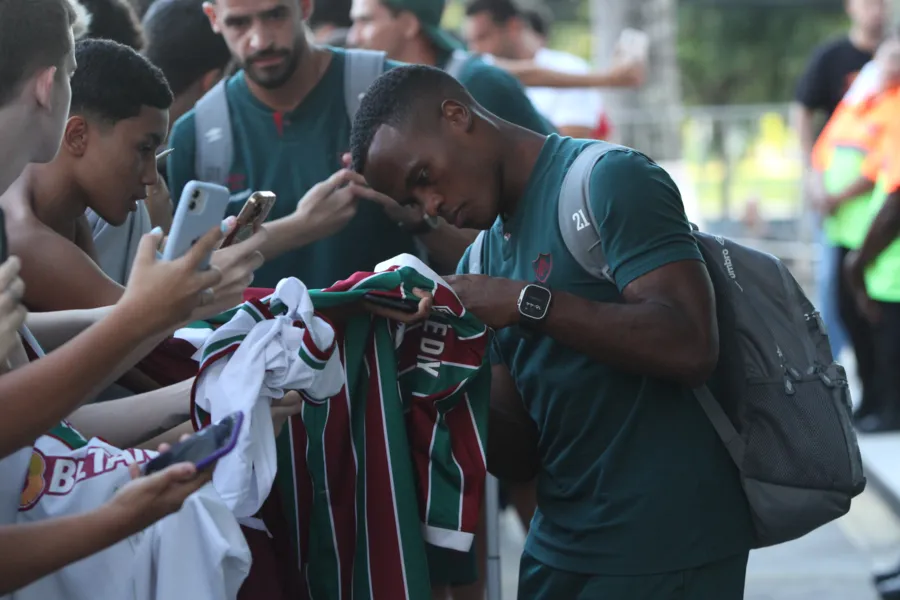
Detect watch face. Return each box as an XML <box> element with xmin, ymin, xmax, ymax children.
<box><xmin>520</xmin><ymin>285</ymin><xmax>551</xmax><ymax>320</ymax></box>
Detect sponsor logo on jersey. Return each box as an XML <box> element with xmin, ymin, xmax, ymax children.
<box><xmin>19</xmin><ymin>447</ymin><xmax>153</xmax><ymax>511</ymax></box>
<box><xmin>417</xmin><ymin>319</ymin><xmax>450</xmax><ymax>378</ymax></box>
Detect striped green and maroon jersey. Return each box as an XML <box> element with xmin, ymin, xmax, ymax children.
<box><xmin>186</xmin><ymin>264</ymin><xmax>490</xmax><ymax>600</ymax></box>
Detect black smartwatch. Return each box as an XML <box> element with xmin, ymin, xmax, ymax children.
<box><xmin>517</xmin><ymin>283</ymin><xmax>552</xmax><ymax>330</ymax></box>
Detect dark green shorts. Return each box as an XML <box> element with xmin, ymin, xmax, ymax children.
<box><xmin>427</xmin><ymin>544</ymin><xmax>478</xmax><ymax>587</ymax></box>
<box><xmin>518</xmin><ymin>550</ymin><xmax>749</xmax><ymax>600</ymax></box>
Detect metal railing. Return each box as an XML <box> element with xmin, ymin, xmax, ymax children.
<box><xmin>612</xmin><ymin>102</ymin><xmax>822</xmax><ymax>294</ymax></box>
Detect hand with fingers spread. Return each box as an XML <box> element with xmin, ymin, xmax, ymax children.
<box><xmin>120</xmin><ymin>225</ymin><xmax>226</xmax><ymax>335</ymax></box>
<box><xmin>293</xmin><ymin>169</ymin><xmax>401</xmax><ymax>239</ymax></box>
<box><xmin>340</xmin><ymin>153</ymin><xmax>431</xmax><ymax>232</ymax></box>
<box><xmin>0</xmin><ymin>257</ymin><xmax>27</xmax><ymax>364</ymax></box>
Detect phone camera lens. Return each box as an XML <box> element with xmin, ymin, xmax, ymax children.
<box><xmin>188</xmin><ymin>201</ymin><xmax>196</xmax><ymax>211</ymax></box>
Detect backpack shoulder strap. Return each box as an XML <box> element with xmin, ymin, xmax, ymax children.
<box><xmin>557</xmin><ymin>141</ymin><xmax>624</xmax><ymax>284</ymax></box>
<box><xmin>193</xmin><ymin>79</ymin><xmax>233</xmax><ymax>186</ymax></box>
<box><xmin>468</xmin><ymin>231</ymin><xmax>486</xmax><ymax>275</ymax></box>
<box><xmin>445</xmin><ymin>50</ymin><xmax>472</xmax><ymax>79</ymax></box>
<box><xmin>344</xmin><ymin>49</ymin><xmax>387</xmax><ymax>122</ymax></box>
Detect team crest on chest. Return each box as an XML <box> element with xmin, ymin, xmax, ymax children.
<box><xmin>532</xmin><ymin>253</ymin><xmax>553</xmax><ymax>283</ymax></box>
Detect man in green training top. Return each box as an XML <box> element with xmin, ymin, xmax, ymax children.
<box><xmin>167</xmin><ymin>0</ymin><xmax>552</xmax><ymax>289</ymax></box>
<box><xmin>347</xmin><ymin>0</ymin><xmax>555</xmax><ymax>135</ymax></box>
<box><xmin>350</xmin><ymin>64</ymin><xmax>753</xmax><ymax>599</ymax></box>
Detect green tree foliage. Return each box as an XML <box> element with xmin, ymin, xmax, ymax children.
<box><xmin>678</xmin><ymin>5</ymin><xmax>849</xmax><ymax>105</ymax></box>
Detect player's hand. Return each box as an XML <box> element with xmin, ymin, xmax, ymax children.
<box><xmin>340</xmin><ymin>153</ymin><xmax>429</xmax><ymax>231</ymax></box>
<box><xmin>362</xmin><ymin>287</ymin><xmax>434</xmax><ymax>323</ymax></box>
<box><xmin>319</xmin><ymin>288</ymin><xmax>434</xmax><ymax>324</ymax></box>
<box><xmin>120</xmin><ymin>225</ymin><xmax>226</xmax><ymax>335</ymax></box>
<box><xmin>270</xmin><ymin>390</ymin><xmax>304</xmax><ymax>435</ymax></box>
<box><xmin>292</xmin><ymin>169</ymin><xmax>392</xmax><ymax>242</ymax></box>
<box><xmin>843</xmin><ymin>251</ymin><xmax>880</xmax><ymax>324</ymax></box>
<box><xmin>0</xmin><ymin>256</ymin><xmax>27</xmax><ymax>364</ymax></box>
<box><xmin>445</xmin><ymin>275</ymin><xmax>525</xmax><ymax>330</ymax></box>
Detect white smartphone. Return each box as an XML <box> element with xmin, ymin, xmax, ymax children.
<box><xmin>163</xmin><ymin>180</ymin><xmax>231</xmax><ymax>269</ymax></box>
<box><xmin>617</xmin><ymin>28</ymin><xmax>650</xmax><ymax>63</ymax></box>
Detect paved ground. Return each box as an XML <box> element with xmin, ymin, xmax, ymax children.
<box><xmin>491</xmin><ymin>485</ymin><xmax>900</xmax><ymax>599</ymax></box>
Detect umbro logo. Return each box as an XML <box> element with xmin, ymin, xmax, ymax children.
<box><xmin>204</xmin><ymin>127</ymin><xmax>223</xmax><ymax>144</ymax></box>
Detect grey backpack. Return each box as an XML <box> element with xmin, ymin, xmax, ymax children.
<box><xmin>192</xmin><ymin>49</ymin><xmax>387</xmax><ymax>185</ymax></box>
<box><xmin>469</xmin><ymin>142</ymin><xmax>866</xmax><ymax>549</ymax></box>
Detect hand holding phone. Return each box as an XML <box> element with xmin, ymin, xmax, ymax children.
<box><xmin>616</xmin><ymin>28</ymin><xmax>649</xmax><ymax>64</ymax></box>
<box><xmin>142</xmin><ymin>412</ymin><xmax>244</xmax><ymax>476</ymax></box>
<box><xmin>221</xmin><ymin>191</ymin><xmax>276</xmax><ymax>248</ymax></box>
<box><xmin>163</xmin><ymin>181</ymin><xmax>231</xmax><ymax>269</ymax></box>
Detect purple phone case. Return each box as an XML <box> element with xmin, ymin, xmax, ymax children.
<box><xmin>195</xmin><ymin>411</ymin><xmax>244</xmax><ymax>471</ymax></box>
<box><xmin>143</xmin><ymin>411</ymin><xmax>244</xmax><ymax>475</ymax></box>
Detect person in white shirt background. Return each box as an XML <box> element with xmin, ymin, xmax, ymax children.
<box><xmin>463</xmin><ymin>0</ymin><xmax>604</xmax><ymax>139</ymax></box>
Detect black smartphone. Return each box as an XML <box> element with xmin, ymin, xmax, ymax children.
<box><xmin>0</xmin><ymin>207</ymin><xmax>7</xmax><ymax>263</ymax></box>
<box><xmin>142</xmin><ymin>411</ymin><xmax>244</xmax><ymax>475</ymax></box>
<box><xmin>363</xmin><ymin>292</ymin><xmax>419</xmax><ymax>314</ymax></box>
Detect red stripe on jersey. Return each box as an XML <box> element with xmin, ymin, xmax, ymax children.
<box><xmin>325</xmin><ymin>270</ymin><xmax>378</xmax><ymax>292</ymax></box>
<box><xmin>431</xmin><ymin>284</ymin><xmax>465</xmax><ymax>318</ymax></box>
<box><xmin>323</xmin><ymin>343</ymin><xmax>356</xmax><ymax>600</ymax></box>
<box><xmin>364</xmin><ymin>343</ymin><xmax>408</xmax><ymax>600</ymax></box>
<box><xmin>249</xmin><ymin>297</ymin><xmax>276</xmax><ymax>320</ymax></box>
<box><xmin>407</xmin><ymin>393</ymin><xmax>440</xmax><ymax>518</ymax></box>
<box><xmin>243</xmin><ymin>288</ymin><xmax>274</xmax><ymax>302</ymax></box>
<box><xmin>444</xmin><ymin>394</ymin><xmax>486</xmax><ymax>534</ymax></box>
<box><xmin>302</xmin><ymin>326</ymin><xmax>335</xmax><ymax>362</ymax></box>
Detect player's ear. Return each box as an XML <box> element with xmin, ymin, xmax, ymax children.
<box><xmin>440</xmin><ymin>99</ymin><xmax>473</xmax><ymax>132</ymax></box>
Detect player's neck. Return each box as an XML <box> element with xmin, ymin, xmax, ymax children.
<box><xmin>0</xmin><ymin>107</ymin><xmax>38</xmax><ymax>196</ymax></box>
<box><xmin>496</xmin><ymin>123</ymin><xmax>547</xmax><ymax>218</ymax></box>
<box><xmin>244</xmin><ymin>45</ymin><xmax>333</xmax><ymax>114</ymax></box>
<box><xmin>26</xmin><ymin>161</ymin><xmax>90</xmax><ymax>231</ymax></box>
<box><xmin>849</xmin><ymin>26</ymin><xmax>881</xmax><ymax>53</ymax></box>
<box><xmin>398</xmin><ymin>37</ymin><xmax>440</xmax><ymax>68</ymax></box>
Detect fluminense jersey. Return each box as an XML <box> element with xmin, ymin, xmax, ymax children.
<box><xmin>184</xmin><ymin>255</ymin><xmax>490</xmax><ymax>600</ymax></box>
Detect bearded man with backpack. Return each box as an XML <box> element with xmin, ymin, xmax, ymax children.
<box><xmin>350</xmin><ymin>64</ymin><xmax>866</xmax><ymax>599</ymax></box>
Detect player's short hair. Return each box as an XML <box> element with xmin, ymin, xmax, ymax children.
<box><xmin>309</xmin><ymin>0</ymin><xmax>351</xmax><ymax>29</ymax></box>
<box><xmin>464</xmin><ymin>0</ymin><xmax>520</xmax><ymax>23</ymax></box>
<box><xmin>522</xmin><ymin>6</ymin><xmax>551</xmax><ymax>36</ymax></box>
<box><xmin>142</xmin><ymin>0</ymin><xmax>230</xmax><ymax>96</ymax></box>
<box><xmin>71</xmin><ymin>38</ymin><xmax>173</xmax><ymax>124</ymax></box>
<box><xmin>350</xmin><ymin>65</ymin><xmax>473</xmax><ymax>174</ymax></box>
<box><xmin>78</xmin><ymin>0</ymin><xmax>145</xmax><ymax>50</ymax></box>
<box><xmin>0</xmin><ymin>0</ymin><xmax>78</xmax><ymax>107</ymax></box>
